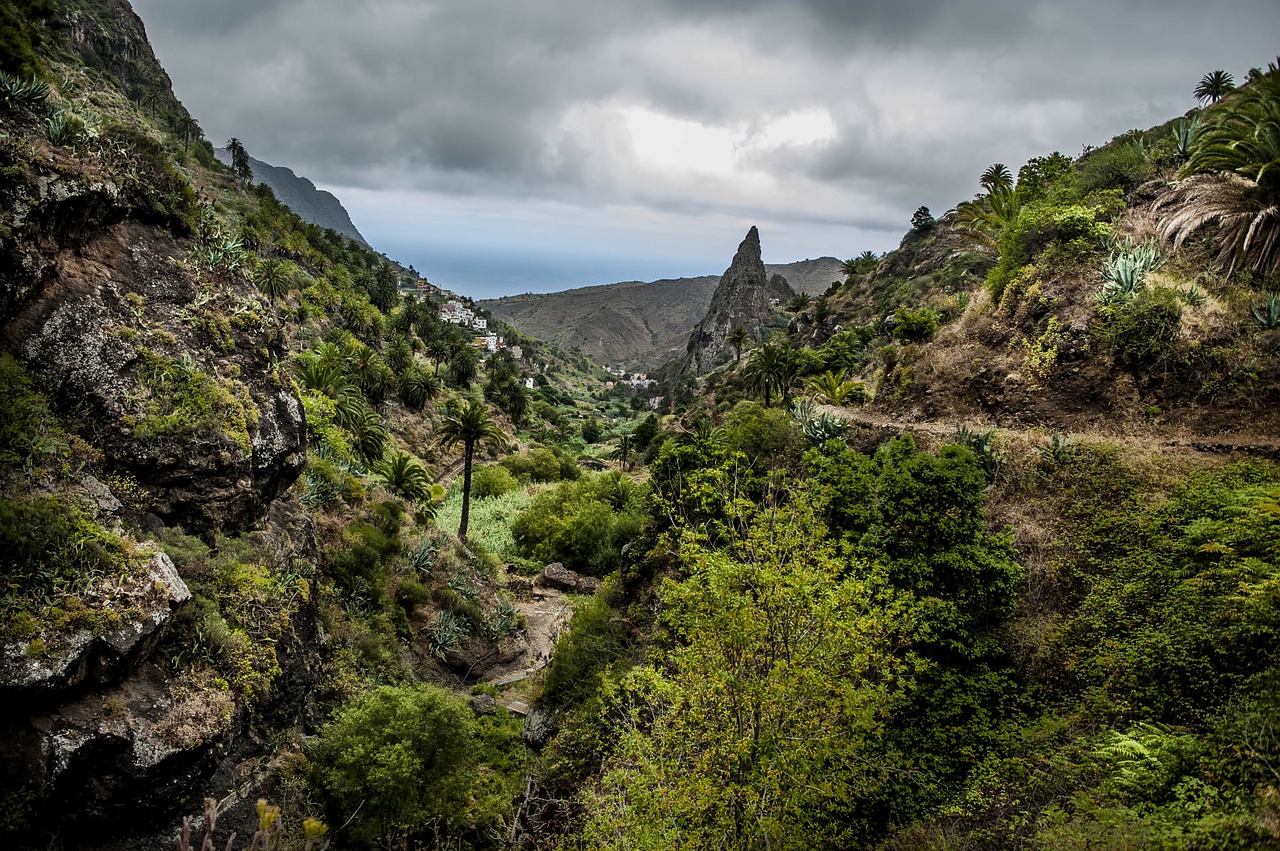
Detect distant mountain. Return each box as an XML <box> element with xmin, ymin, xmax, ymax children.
<box><xmin>214</xmin><ymin>149</ymin><xmax>369</xmax><ymax>246</ymax></box>
<box><xmin>481</xmin><ymin>256</ymin><xmax>842</xmax><ymax>370</ymax></box>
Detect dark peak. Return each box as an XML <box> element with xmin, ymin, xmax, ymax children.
<box><xmin>737</xmin><ymin>226</ymin><xmax>761</xmax><ymax>259</ymax></box>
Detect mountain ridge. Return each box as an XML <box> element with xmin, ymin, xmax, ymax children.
<box><xmin>214</xmin><ymin>147</ymin><xmax>369</xmax><ymax>246</ymax></box>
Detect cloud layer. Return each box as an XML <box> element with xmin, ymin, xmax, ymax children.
<box><xmin>133</xmin><ymin>0</ymin><xmax>1280</xmax><ymax>295</ymax></box>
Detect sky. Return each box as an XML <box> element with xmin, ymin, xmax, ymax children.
<box><xmin>131</xmin><ymin>0</ymin><xmax>1280</xmax><ymax>301</ymax></box>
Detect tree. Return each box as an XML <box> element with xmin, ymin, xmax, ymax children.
<box><xmin>437</xmin><ymin>399</ymin><xmax>509</xmax><ymax>538</ymax></box>
<box><xmin>788</xmin><ymin>292</ymin><xmax>814</xmax><ymax>312</ymax></box>
<box><xmin>611</xmin><ymin>433</ymin><xmax>633</xmax><ymax>470</ymax></box>
<box><xmin>253</xmin><ymin>257</ymin><xmax>293</xmax><ymax>306</ymax></box>
<box><xmin>806</xmin><ymin>369</ymin><xmax>867</xmax><ymax>406</ymax></box>
<box><xmin>727</xmin><ymin>325</ymin><xmax>751</xmax><ymax>362</ymax></box>
<box><xmin>911</xmin><ymin>205</ymin><xmax>936</xmax><ymax>232</ymax></box>
<box><xmin>226</xmin><ymin>137</ymin><xmax>252</xmax><ymax>183</ymax></box>
<box><xmin>312</xmin><ymin>684</ymin><xmax>478</xmax><ymax>847</ymax></box>
<box><xmin>743</xmin><ymin>343</ymin><xmax>795</xmax><ymax>407</ymax></box>
<box><xmin>1194</xmin><ymin>69</ymin><xmax>1235</xmax><ymax>105</ymax></box>
<box><xmin>980</xmin><ymin>162</ymin><xmax>1012</xmax><ymax>192</ymax></box>
<box><xmin>1157</xmin><ymin>71</ymin><xmax>1280</xmax><ymax>274</ymax></box>
<box><xmin>375</xmin><ymin>450</ymin><xmax>433</xmax><ymax>503</ymax></box>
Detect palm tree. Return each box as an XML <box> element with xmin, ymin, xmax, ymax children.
<box><xmin>954</xmin><ymin>174</ymin><xmax>1020</xmax><ymax>250</ymax></box>
<box><xmin>398</xmin><ymin>365</ymin><xmax>442</xmax><ymax>410</ymax></box>
<box><xmin>437</xmin><ymin>400</ymin><xmax>509</xmax><ymax>538</ymax></box>
<box><xmin>375</xmin><ymin>451</ymin><xmax>433</xmax><ymax>502</ymax></box>
<box><xmin>1194</xmin><ymin>70</ymin><xmax>1235</xmax><ymax>106</ymax></box>
<box><xmin>226</xmin><ymin>137</ymin><xmax>252</xmax><ymax>183</ymax></box>
<box><xmin>743</xmin><ymin>343</ymin><xmax>794</xmax><ymax>407</ymax></box>
<box><xmin>1157</xmin><ymin>72</ymin><xmax>1280</xmax><ymax>274</ymax></box>
<box><xmin>806</xmin><ymin>369</ymin><xmax>865</xmax><ymax>405</ymax></box>
<box><xmin>980</xmin><ymin>163</ymin><xmax>1012</xmax><ymax>192</ymax></box>
<box><xmin>728</xmin><ymin>326</ymin><xmax>751</xmax><ymax>362</ymax></box>
<box><xmin>611</xmin><ymin>433</ymin><xmax>633</xmax><ymax>471</ymax></box>
<box><xmin>254</xmin><ymin>257</ymin><xmax>293</xmax><ymax>306</ymax></box>
<box><xmin>788</xmin><ymin>292</ymin><xmax>814</xmax><ymax>312</ymax></box>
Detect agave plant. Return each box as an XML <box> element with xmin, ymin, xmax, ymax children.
<box><xmin>1096</xmin><ymin>240</ymin><xmax>1163</xmax><ymax>306</ymax></box>
<box><xmin>45</xmin><ymin>108</ymin><xmax>72</xmax><ymax>145</ymax></box>
<box><xmin>790</xmin><ymin>399</ymin><xmax>847</xmax><ymax>446</ymax></box>
<box><xmin>1171</xmin><ymin>116</ymin><xmax>1202</xmax><ymax>159</ymax></box>
<box><xmin>429</xmin><ymin>610</ymin><xmax>468</xmax><ymax>659</ymax></box>
<box><xmin>954</xmin><ymin>425</ymin><xmax>1000</xmax><ymax>482</ymax></box>
<box><xmin>1035</xmin><ymin>432</ymin><xmax>1078</xmax><ymax>467</ymax></box>
<box><xmin>1252</xmin><ymin>292</ymin><xmax>1280</xmax><ymax>329</ymax></box>
<box><xmin>1178</xmin><ymin>284</ymin><xmax>1208</xmax><ymax>307</ymax></box>
<box><xmin>0</xmin><ymin>71</ymin><xmax>50</xmax><ymax>110</ymax></box>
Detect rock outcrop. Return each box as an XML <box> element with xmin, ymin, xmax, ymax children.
<box><xmin>681</xmin><ymin>226</ymin><xmax>794</xmax><ymax>375</ymax></box>
<box><xmin>1</xmin><ymin>165</ymin><xmax>306</xmax><ymax>534</ymax></box>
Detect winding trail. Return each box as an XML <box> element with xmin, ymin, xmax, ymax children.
<box><xmin>822</xmin><ymin>405</ymin><xmax>1280</xmax><ymax>460</ymax></box>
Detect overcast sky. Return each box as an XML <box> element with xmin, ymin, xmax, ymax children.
<box><xmin>132</xmin><ymin>0</ymin><xmax>1279</xmax><ymax>300</ymax></box>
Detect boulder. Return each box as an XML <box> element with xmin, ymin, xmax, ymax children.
<box><xmin>534</xmin><ymin>563</ymin><xmax>600</xmax><ymax>594</ymax></box>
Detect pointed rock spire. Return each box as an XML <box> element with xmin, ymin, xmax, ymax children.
<box><xmin>681</xmin><ymin>227</ymin><xmax>793</xmax><ymax>375</ymax></box>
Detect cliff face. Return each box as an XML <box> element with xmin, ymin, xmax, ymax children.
<box><xmin>1</xmin><ymin>152</ymin><xmax>306</xmax><ymax>534</ymax></box>
<box><xmin>0</xmin><ymin>3</ymin><xmax>313</xmax><ymax>844</ymax></box>
<box><xmin>682</xmin><ymin>226</ymin><xmax>793</xmax><ymax>375</ymax></box>
<box><xmin>214</xmin><ymin>148</ymin><xmax>370</xmax><ymax>246</ymax></box>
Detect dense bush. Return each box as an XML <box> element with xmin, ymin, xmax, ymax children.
<box><xmin>471</xmin><ymin>463</ymin><xmax>519</xmax><ymax>499</ymax></box>
<box><xmin>511</xmin><ymin>474</ymin><xmax>644</xmax><ymax>575</ymax></box>
<box><xmin>311</xmin><ymin>684</ymin><xmax>478</xmax><ymax>847</ymax></box>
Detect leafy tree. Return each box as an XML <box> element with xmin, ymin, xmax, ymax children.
<box><xmin>911</xmin><ymin>205</ymin><xmax>936</xmax><ymax>232</ymax></box>
<box><xmin>225</xmin><ymin>137</ymin><xmax>252</xmax><ymax>183</ymax></box>
<box><xmin>1194</xmin><ymin>69</ymin><xmax>1235</xmax><ymax>105</ymax></box>
<box><xmin>311</xmin><ymin>684</ymin><xmax>478</xmax><ymax>847</ymax></box>
<box><xmin>437</xmin><ymin>400</ymin><xmax>508</xmax><ymax>538</ymax></box>
<box><xmin>577</xmin><ymin>502</ymin><xmax>926</xmax><ymax>849</ymax></box>
<box><xmin>512</xmin><ymin>476</ymin><xmax>642</xmax><ymax>575</ymax></box>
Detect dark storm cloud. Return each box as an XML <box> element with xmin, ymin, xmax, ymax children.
<box><xmin>132</xmin><ymin>0</ymin><xmax>1280</xmax><ymax>259</ymax></box>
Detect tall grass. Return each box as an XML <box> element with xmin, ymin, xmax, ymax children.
<box><xmin>434</xmin><ymin>488</ymin><xmax>532</xmax><ymax>561</ymax></box>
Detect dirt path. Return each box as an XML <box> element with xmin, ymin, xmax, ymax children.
<box><xmin>488</xmin><ymin>588</ymin><xmax>574</xmax><ymax>689</ymax></box>
<box><xmin>823</xmin><ymin>405</ymin><xmax>1280</xmax><ymax>460</ymax></box>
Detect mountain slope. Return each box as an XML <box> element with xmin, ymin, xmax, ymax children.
<box><xmin>214</xmin><ymin>148</ymin><xmax>369</xmax><ymax>245</ymax></box>
<box><xmin>482</xmin><ymin>257</ymin><xmax>841</xmax><ymax>370</ymax></box>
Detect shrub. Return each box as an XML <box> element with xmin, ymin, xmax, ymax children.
<box><xmin>891</xmin><ymin>306</ymin><xmax>940</xmax><ymax>342</ymax></box>
<box><xmin>311</xmin><ymin>684</ymin><xmax>478</xmax><ymax>847</ymax></box>
<box><xmin>471</xmin><ymin>464</ymin><xmax>518</xmax><ymax>499</ymax></box>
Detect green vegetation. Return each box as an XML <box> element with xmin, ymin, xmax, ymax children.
<box><xmin>311</xmin><ymin>683</ymin><xmax>479</xmax><ymax>847</ymax></box>
<box><xmin>1158</xmin><ymin>69</ymin><xmax>1280</xmax><ymax>275</ymax></box>
<box><xmin>510</xmin><ymin>473</ymin><xmax>644</xmax><ymax>575</ymax></box>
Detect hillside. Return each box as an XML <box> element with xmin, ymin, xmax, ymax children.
<box><xmin>5</xmin><ymin>1</ymin><xmax>1280</xmax><ymax>849</ymax></box>
<box><xmin>214</xmin><ymin>147</ymin><xmax>369</xmax><ymax>246</ymax></box>
<box><xmin>482</xmin><ymin>256</ymin><xmax>842</xmax><ymax>370</ymax></box>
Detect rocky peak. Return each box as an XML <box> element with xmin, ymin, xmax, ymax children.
<box><xmin>681</xmin><ymin>226</ymin><xmax>794</xmax><ymax>375</ymax></box>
